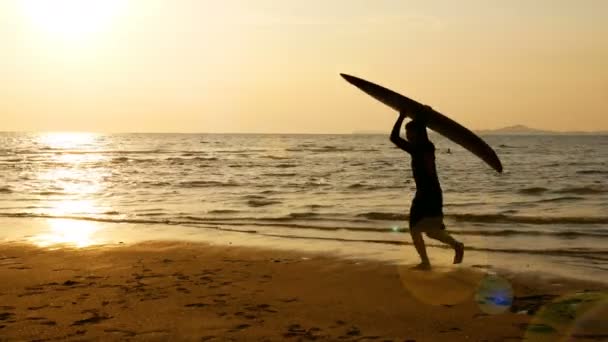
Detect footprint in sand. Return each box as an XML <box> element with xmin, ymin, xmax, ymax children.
<box><xmin>72</xmin><ymin>311</ymin><xmax>112</xmax><ymax>326</ymax></box>
<box><xmin>172</xmin><ymin>272</ymin><xmax>190</xmax><ymax>281</ymax></box>
<box><xmin>334</xmin><ymin>325</ymin><xmax>363</xmax><ymax>339</ymax></box>
<box><xmin>228</xmin><ymin>323</ymin><xmax>251</xmax><ymax>333</ymax></box>
<box><xmin>234</xmin><ymin>311</ymin><xmax>257</xmax><ymax>320</ymax></box>
<box><xmin>0</xmin><ymin>312</ymin><xmax>15</xmax><ymax>323</ymax></box>
<box><xmin>245</xmin><ymin>303</ymin><xmax>277</xmax><ymax>314</ymax></box>
<box><xmin>176</xmin><ymin>287</ymin><xmax>191</xmax><ymax>294</ymax></box>
<box><xmin>280</xmin><ymin>297</ymin><xmax>298</xmax><ymax>303</ymax></box>
<box><xmin>8</xmin><ymin>265</ymin><xmax>31</xmax><ymax>270</ymax></box>
<box><xmin>28</xmin><ymin>304</ymin><xmax>62</xmax><ymax>311</ymax></box>
<box><xmin>283</xmin><ymin>323</ymin><xmax>324</xmax><ymax>339</ymax></box>
<box><xmin>104</xmin><ymin>328</ymin><xmax>137</xmax><ymax>338</ymax></box>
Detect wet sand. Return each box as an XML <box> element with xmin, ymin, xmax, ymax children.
<box><xmin>0</xmin><ymin>241</ymin><xmax>606</xmax><ymax>341</ymax></box>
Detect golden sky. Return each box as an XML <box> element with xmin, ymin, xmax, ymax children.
<box><xmin>1</xmin><ymin>0</ymin><xmax>607</xmax><ymax>133</ymax></box>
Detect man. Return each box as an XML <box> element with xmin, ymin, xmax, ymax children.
<box><xmin>390</xmin><ymin>111</ymin><xmax>464</xmax><ymax>270</ymax></box>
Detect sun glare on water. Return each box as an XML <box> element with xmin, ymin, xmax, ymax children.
<box><xmin>20</xmin><ymin>0</ymin><xmax>126</xmax><ymax>42</ymax></box>
<box><xmin>38</xmin><ymin>132</ymin><xmax>98</xmax><ymax>150</ymax></box>
<box><xmin>33</xmin><ymin>219</ymin><xmax>100</xmax><ymax>248</ymax></box>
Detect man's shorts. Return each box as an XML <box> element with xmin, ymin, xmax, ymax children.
<box><xmin>411</xmin><ymin>216</ymin><xmax>445</xmax><ymax>232</ymax></box>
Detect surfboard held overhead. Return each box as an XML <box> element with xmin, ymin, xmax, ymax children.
<box><xmin>340</xmin><ymin>73</ymin><xmax>503</xmax><ymax>173</ymax></box>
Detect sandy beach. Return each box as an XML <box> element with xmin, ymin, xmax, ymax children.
<box><xmin>0</xmin><ymin>241</ymin><xmax>605</xmax><ymax>341</ymax></box>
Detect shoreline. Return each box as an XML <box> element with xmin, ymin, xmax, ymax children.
<box><xmin>1</xmin><ymin>217</ymin><xmax>606</xmax><ymax>285</ymax></box>
<box><xmin>0</xmin><ymin>240</ymin><xmax>606</xmax><ymax>341</ymax></box>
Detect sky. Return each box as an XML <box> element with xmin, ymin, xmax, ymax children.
<box><xmin>1</xmin><ymin>0</ymin><xmax>607</xmax><ymax>133</ymax></box>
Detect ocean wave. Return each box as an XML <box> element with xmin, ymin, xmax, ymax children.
<box><xmin>357</xmin><ymin>212</ymin><xmax>407</xmax><ymax>221</ymax></box>
<box><xmin>357</xmin><ymin>211</ymin><xmax>608</xmax><ymax>225</ymax></box>
<box><xmin>141</xmin><ymin>181</ymin><xmax>172</xmax><ymax>187</ymax></box>
<box><xmin>306</xmin><ymin>204</ymin><xmax>329</xmax><ymax>209</ymax></box>
<box><xmin>242</xmin><ymin>195</ymin><xmax>267</xmax><ymax>200</ymax></box>
<box><xmin>348</xmin><ymin>183</ymin><xmax>366</xmax><ymax>189</ymax></box>
<box><xmin>52</xmin><ymin>149</ymin><xmax>164</xmax><ymax>155</ymax></box>
<box><xmin>210</xmin><ymin>221</ymin><xmax>608</xmax><ymax>239</ymax></box>
<box><xmin>347</xmin><ymin>183</ymin><xmax>393</xmax><ymax>191</ymax></box>
<box><xmin>215</xmin><ymin>149</ymin><xmax>267</xmax><ymax>154</ymax></box>
<box><xmin>302</xmin><ymin>180</ymin><xmax>329</xmax><ymax>187</ymax></box>
<box><xmin>177</xmin><ymin>224</ymin><xmax>608</xmax><ymax>261</ymax></box>
<box><xmin>208</xmin><ymin>209</ymin><xmax>241</xmax><ymax>214</ymax></box>
<box><xmin>288</xmin><ymin>212</ymin><xmax>320</xmax><ymax>219</ymax></box>
<box><xmin>0</xmin><ymin>213</ymin><xmax>171</xmax><ymax>225</ymax></box>
<box><xmin>2</xmin><ymin>211</ymin><xmax>607</xmax><ymax>238</ymax></box>
<box><xmin>33</xmin><ymin>191</ymin><xmax>67</xmax><ymax>196</ymax></box>
<box><xmin>535</xmin><ymin>196</ymin><xmax>584</xmax><ymax>203</ymax></box>
<box><xmin>262</xmin><ymin>155</ymin><xmax>290</xmax><ymax>160</ymax></box>
<box><xmin>167</xmin><ymin>157</ymin><xmax>188</xmax><ymax>164</ymax></box>
<box><xmin>553</xmin><ymin>186</ymin><xmax>607</xmax><ymax>195</ymax></box>
<box><xmin>3</xmin><ymin>213</ymin><xmax>608</xmax><ymax>259</ymax></box>
<box><xmin>179</xmin><ymin>180</ymin><xmax>240</xmax><ymax>188</ymax></box>
<box><xmin>286</xmin><ymin>146</ymin><xmax>355</xmax><ymax>153</ymax></box>
<box><xmin>247</xmin><ymin>199</ymin><xmax>281</xmax><ymax>207</ymax></box>
<box><xmin>112</xmin><ymin>157</ymin><xmax>130</xmax><ymax>163</ymax></box>
<box><xmin>193</xmin><ymin>157</ymin><xmax>218</xmax><ymax>162</ymax></box>
<box><xmin>136</xmin><ymin>212</ymin><xmax>166</xmax><ymax>217</ymax></box>
<box><xmin>275</xmin><ymin>163</ymin><xmax>298</xmax><ymax>169</ymax></box>
<box><xmin>452</xmin><ymin>228</ymin><xmax>608</xmax><ymax>238</ymax></box>
<box><xmin>518</xmin><ymin>187</ymin><xmax>548</xmax><ymax>195</ymax></box>
<box><xmin>576</xmin><ymin>170</ymin><xmax>608</xmax><ymax>175</ymax></box>
<box><xmin>262</xmin><ymin>173</ymin><xmax>297</xmax><ymax>178</ymax></box>
<box><xmin>449</xmin><ymin>213</ymin><xmax>608</xmax><ymax>225</ymax></box>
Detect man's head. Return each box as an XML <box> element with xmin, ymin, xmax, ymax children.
<box><xmin>405</xmin><ymin>119</ymin><xmax>428</xmax><ymax>143</ymax></box>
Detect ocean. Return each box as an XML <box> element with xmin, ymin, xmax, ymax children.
<box><xmin>1</xmin><ymin>132</ymin><xmax>606</xmax><ymax>281</ymax></box>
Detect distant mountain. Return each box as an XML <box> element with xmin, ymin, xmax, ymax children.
<box><xmin>476</xmin><ymin>125</ymin><xmax>552</xmax><ymax>135</ymax></box>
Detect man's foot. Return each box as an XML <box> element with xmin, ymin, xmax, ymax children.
<box><xmin>454</xmin><ymin>243</ymin><xmax>464</xmax><ymax>264</ymax></box>
<box><xmin>411</xmin><ymin>262</ymin><xmax>432</xmax><ymax>271</ymax></box>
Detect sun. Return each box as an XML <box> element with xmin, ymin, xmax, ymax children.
<box><xmin>20</xmin><ymin>0</ymin><xmax>126</xmax><ymax>42</ymax></box>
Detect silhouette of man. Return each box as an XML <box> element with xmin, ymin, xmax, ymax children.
<box><xmin>390</xmin><ymin>111</ymin><xmax>464</xmax><ymax>270</ymax></box>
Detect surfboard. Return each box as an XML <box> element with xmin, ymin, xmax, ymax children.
<box><xmin>341</xmin><ymin>73</ymin><xmax>503</xmax><ymax>173</ymax></box>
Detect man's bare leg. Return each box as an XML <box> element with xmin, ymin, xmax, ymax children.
<box><xmin>426</xmin><ymin>229</ymin><xmax>464</xmax><ymax>264</ymax></box>
<box><xmin>410</xmin><ymin>228</ymin><xmax>431</xmax><ymax>269</ymax></box>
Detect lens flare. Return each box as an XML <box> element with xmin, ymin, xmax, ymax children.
<box><xmin>524</xmin><ymin>292</ymin><xmax>608</xmax><ymax>341</ymax></box>
<box><xmin>475</xmin><ymin>274</ymin><xmax>513</xmax><ymax>314</ymax></box>
<box><xmin>398</xmin><ymin>265</ymin><xmax>484</xmax><ymax>306</ymax></box>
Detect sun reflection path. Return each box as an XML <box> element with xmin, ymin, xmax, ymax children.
<box><xmin>32</xmin><ymin>218</ymin><xmax>100</xmax><ymax>248</ymax></box>
<box><xmin>30</xmin><ymin>133</ymin><xmax>112</xmax><ymax>247</ymax></box>
<box><xmin>38</xmin><ymin>132</ymin><xmax>99</xmax><ymax>150</ymax></box>
<box><xmin>51</xmin><ymin>199</ymin><xmax>100</xmax><ymax>215</ymax></box>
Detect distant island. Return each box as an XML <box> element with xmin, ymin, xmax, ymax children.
<box><xmin>353</xmin><ymin>125</ymin><xmax>607</xmax><ymax>135</ymax></box>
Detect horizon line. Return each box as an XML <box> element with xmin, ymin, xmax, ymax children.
<box><xmin>2</xmin><ymin>129</ymin><xmax>608</xmax><ymax>135</ymax></box>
